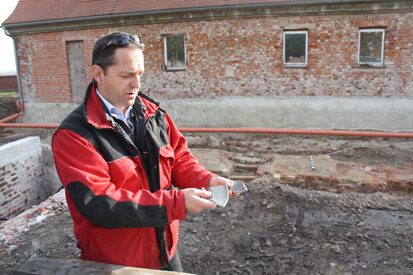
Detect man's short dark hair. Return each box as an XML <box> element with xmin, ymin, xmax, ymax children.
<box><xmin>92</xmin><ymin>32</ymin><xmax>145</xmax><ymax>73</ymax></box>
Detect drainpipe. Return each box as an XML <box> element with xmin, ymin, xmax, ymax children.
<box><xmin>2</xmin><ymin>27</ymin><xmax>24</xmax><ymax>121</ymax></box>
<box><xmin>10</xmin><ymin>36</ymin><xmax>23</xmax><ymax>105</ymax></box>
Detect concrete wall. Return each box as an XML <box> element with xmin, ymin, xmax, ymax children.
<box><xmin>0</xmin><ymin>137</ymin><xmax>48</xmax><ymax>219</ymax></box>
<box><xmin>161</xmin><ymin>97</ymin><xmax>413</xmax><ymax>131</ymax></box>
<box><xmin>23</xmin><ymin>97</ymin><xmax>413</xmax><ymax>131</ymax></box>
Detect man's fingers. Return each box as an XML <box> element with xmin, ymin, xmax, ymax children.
<box><xmin>196</xmin><ymin>196</ymin><xmax>216</xmax><ymax>209</ymax></box>
<box><xmin>188</xmin><ymin>195</ymin><xmax>216</xmax><ymax>212</ymax></box>
<box><xmin>209</xmin><ymin>176</ymin><xmax>234</xmax><ymax>190</ymax></box>
<box><xmin>196</xmin><ymin>188</ymin><xmax>212</xmax><ymax>198</ymax></box>
<box><xmin>183</xmin><ymin>188</ymin><xmax>216</xmax><ymax>212</ymax></box>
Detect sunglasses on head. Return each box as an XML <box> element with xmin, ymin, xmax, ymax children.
<box><xmin>93</xmin><ymin>34</ymin><xmax>141</xmax><ymax>64</ymax></box>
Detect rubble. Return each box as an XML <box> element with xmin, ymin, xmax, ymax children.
<box><xmin>0</xmin><ymin>189</ymin><xmax>66</xmax><ymax>251</ymax></box>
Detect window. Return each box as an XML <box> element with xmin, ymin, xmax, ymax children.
<box><xmin>358</xmin><ymin>29</ymin><xmax>385</xmax><ymax>66</ymax></box>
<box><xmin>283</xmin><ymin>31</ymin><xmax>308</xmax><ymax>67</ymax></box>
<box><xmin>164</xmin><ymin>35</ymin><xmax>186</xmax><ymax>70</ymax></box>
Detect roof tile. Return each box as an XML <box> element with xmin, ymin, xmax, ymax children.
<box><xmin>3</xmin><ymin>0</ymin><xmax>305</xmax><ymax>25</ymax></box>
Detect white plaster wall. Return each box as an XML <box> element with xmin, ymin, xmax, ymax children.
<box><xmin>23</xmin><ymin>102</ymin><xmax>76</xmax><ymax>124</ymax></box>
<box><xmin>23</xmin><ymin>97</ymin><xmax>413</xmax><ymax>131</ymax></box>
<box><xmin>161</xmin><ymin>97</ymin><xmax>413</xmax><ymax>131</ymax></box>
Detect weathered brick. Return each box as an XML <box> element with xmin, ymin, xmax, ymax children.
<box><xmin>0</xmin><ymin>181</ymin><xmax>7</xmax><ymax>189</ymax></box>
<box><xmin>14</xmin><ymin>13</ymin><xmax>412</xmax><ymax>103</ymax></box>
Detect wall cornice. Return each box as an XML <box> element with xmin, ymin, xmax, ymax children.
<box><xmin>2</xmin><ymin>0</ymin><xmax>412</xmax><ymax>36</ymax></box>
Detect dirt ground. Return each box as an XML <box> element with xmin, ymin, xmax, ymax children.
<box><xmin>1</xmin><ymin>96</ymin><xmax>413</xmax><ymax>274</ymax></box>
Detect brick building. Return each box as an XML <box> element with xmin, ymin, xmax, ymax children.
<box><xmin>0</xmin><ymin>74</ymin><xmax>18</xmax><ymax>92</ymax></box>
<box><xmin>1</xmin><ymin>0</ymin><xmax>412</xmax><ymax>130</ymax></box>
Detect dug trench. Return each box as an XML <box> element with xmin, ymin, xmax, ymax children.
<box><xmin>0</xmin><ymin>106</ymin><xmax>413</xmax><ymax>273</ymax></box>
<box><xmin>1</xmin><ymin>179</ymin><xmax>412</xmax><ymax>274</ymax></box>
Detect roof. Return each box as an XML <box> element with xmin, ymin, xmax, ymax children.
<box><xmin>2</xmin><ymin>0</ymin><xmax>410</xmax><ymax>35</ymax></box>
<box><xmin>3</xmin><ymin>0</ymin><xmax>298</xmax><ymax>25</ymax></box>
<box><xmin>0</xmin><ymin>72</ymin><xmax>17</xmax><ymax>76</ymax></box>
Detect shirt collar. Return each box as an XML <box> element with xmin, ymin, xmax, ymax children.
<box><xmin>95</xmin><ymin>88</ymin><xmax>132</xmax><ymax>121</ymax></box>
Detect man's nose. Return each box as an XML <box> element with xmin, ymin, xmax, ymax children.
<box><xmin>131</xmin><ymin>75</ymin><xmax>140</xmax><ymax>89</ymax></box>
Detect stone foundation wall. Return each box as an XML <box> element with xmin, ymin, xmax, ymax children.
<box><xmin>0</xmin><ymin>137</ymin><xmax>48</xmax><ymax>219</ymax></box>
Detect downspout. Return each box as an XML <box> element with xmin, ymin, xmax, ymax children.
<box><xmin>2</xmin><ymin>26</ymin><xmax>24</xmax><ymax>118</ymax></box>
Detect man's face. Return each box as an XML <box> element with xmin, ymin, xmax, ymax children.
<box><xmin>95</xmin><ymin>47</ymin><xmax>144</xmax><ymax>113</ymax></box>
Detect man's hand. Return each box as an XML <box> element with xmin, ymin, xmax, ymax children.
<box><xmin>208</xmin><ymin>176</ymin><xmax>237</xmax><ymax>197</ymax></box>
<box><xmin>183</xmin><ymin>188</ymin><xmax>215</xmax><ymax>213</ymax></box>
<box><xmin>183</xmin><ymin>177</ymin><xmax>236</xmax><ymax>213</ymax></box>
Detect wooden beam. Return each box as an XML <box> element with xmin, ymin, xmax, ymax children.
<box><xmin>13</xmin><ymin>255</ymin><xmax>195</xmax><ymax>275</ymax></box>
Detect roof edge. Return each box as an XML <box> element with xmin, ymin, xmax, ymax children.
<box><xmin>2</xmin><ymin>0</ymin><xmax>412</xmax><ymax>36</ymax></box>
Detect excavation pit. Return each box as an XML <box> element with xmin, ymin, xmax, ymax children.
<box><xmin>0</xmin><ymin>133</ymin><xmax>412</xmax><ymax>274</ymax></box>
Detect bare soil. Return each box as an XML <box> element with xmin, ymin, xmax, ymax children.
<box><xmin>0</xmin><ymin>95</ymin><xmax>20</xmax><ymax>118</ymax></box>
<box><xmin>1</xmin><ymin>180</ymin><xmax>412</xmax><ymax>275</ymax></box>
<box><xmin>1</xmin><ymin>97</ymin><xmax>413</xmax><ymax>274</ymax></box>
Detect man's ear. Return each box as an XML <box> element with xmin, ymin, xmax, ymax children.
<box><xmin>91</xmin><ymin>65</ymin><xmax>104</xmax><ymax>84</ymax></box>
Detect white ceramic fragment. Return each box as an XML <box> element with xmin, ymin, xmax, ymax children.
<box><xmin>231</xmin><ymin>180</ymin><xmax>248</xmax><ymax>194</ymax></box>
<box><xmin>209</xmin><ymin>185</ymin><xmax>229</xmax><ymax>207</ymax></box>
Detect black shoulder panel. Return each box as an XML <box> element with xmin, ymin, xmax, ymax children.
<box><xmin>58</xmin><ymin>104</ymin><xmax>100</xmax><ymax>150</ymax></box>
<box><xmin>138</xmin><ymin>91</ymin><xmax>160</xmax><ymax>106</ymax></box>
<box><xmin>67</xmin><ymin>181</ymin><xmax>169</xmax><ymax>228</ymax></box>
<box><xmin>58</xmin><ymin>104</ymin><xmax>138</xmax><ymax>162</ymax></box>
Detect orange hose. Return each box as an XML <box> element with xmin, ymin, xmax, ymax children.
<box><xmin>1</xmin><ymin>101</ymin><xmax>410</xmax><ymax>137</ymax></box>
<box><xmin>0</xmin><ymin>123</ymin><xmax>412</xmax><ymax>138</ymax></box>
<box><xmin>0</xmin><ymin>123</ymin><xmax>59</xmax><ymax>128</ymax></box>
<box><xmin>0</xmin><ymin>112</ymin><xmax>23</xmax><ymax>123</ymax></box>
<box><xmin>179</xmin><ymin>127</ymin><xmax>413</xmax><ymax>138</ymax></box>
<box><xmin>0</xmin><ymin>100</ymin><xmax>25</xmax><ymax>123</ymax></box>
<box><xmin>16</xmin><ymin>100</ymin><xmax>24</xmax><ymax>113</ymax></box>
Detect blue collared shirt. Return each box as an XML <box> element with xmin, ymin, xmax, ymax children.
<box><xmin>96</xmin><ymin>88</ymin><xmax>132</xmax><ymax>128</ymax></box>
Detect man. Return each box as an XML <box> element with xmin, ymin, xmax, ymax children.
<box><xmin>52</xmin><ymin>32</ymin><xmax>233</xmax><ymax>271</ymax></box>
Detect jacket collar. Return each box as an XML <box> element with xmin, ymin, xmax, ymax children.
<box><xmin>82</xmin><ymin>81</ymin><xmax>149</xmax><ymax>129</ymax></box>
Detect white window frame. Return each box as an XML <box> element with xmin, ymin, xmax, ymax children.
<box><xmin>164</xmin><ymin>35</ymin><xmax>186</xmax><ymax>70</ymax></box>
<box><xmin>283</xmin><ymin>30</ymin><xmax>308</xmax><ymax>67</ymax></box>
<box><xmin>358</xmin><ymin>28</ymin><xmax>385</xmax><ymax>66</ymax></box>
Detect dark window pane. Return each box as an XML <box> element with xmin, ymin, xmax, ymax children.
<box><xmin>166</xmin><ymin>36</ymin><xmax>185</xmax><ymax>68</ymax></box>
<box><xmin>360</xmin><ymin>31</ymin><xmax>383</xmax><ymax>63</ymax></box>
<box><xmin>285</xmin><ymin>33</ymin><xmax>306</xmax><ymax>64</ymax></box>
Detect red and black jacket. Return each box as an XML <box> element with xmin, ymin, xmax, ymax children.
<box><xmin>52</xmin><ymin>82</ymin><xmax>215</xmax><ymax>269</ymax></box>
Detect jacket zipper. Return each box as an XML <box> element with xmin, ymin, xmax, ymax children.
<box><xmin>104</xmin><ymin>109</ymin><xmax>171</xmax><ymax>269</ymax></box>
<box><xmin>110</xmin><ymin>111</ymin><xmax>159</xmax><ymax>191</ymax></box>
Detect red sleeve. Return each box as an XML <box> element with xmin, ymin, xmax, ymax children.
<box><xmin>165</xmin><ymin>113</ymin><xmax>217</xmax><ymax>190</ymax></box>
<box><xmin>52</xmin><ymin>129</ymin><xmax>186</xmax><ymax>228</ymax></box>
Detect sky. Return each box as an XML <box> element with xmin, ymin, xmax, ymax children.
<box><xmin>0</xmin><ymin>0</ymin><xmax>20</xmax><ymax>74</ymax></box>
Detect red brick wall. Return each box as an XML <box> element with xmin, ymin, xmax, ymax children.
<box><xmin>0</xmin><ymin>75</ymin><xmax>18</xmax><ymax>92</ymax></box>
<box><xmin>15</xmin><ymin>29</ymin><xmax>104</xmax><ymax>102</ymax></box>
<box><xmin>15</xmin><ymin>12</ymin><xmax>412</xmax><ymax>103</ymax></box>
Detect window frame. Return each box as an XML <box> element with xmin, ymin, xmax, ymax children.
<box><xmin>283</xmin><ymin>30</ymin><xmax>308</xmax><ymax>67</ymax></box>
<box><xmin>358</xmin><ymin>28</ymin><xmax>385</xmax><ymax>67</ymax></box>
<box><xmin>163</xmin><ymin>35</ymin><xmax>187</xmax><ymax>71</ymax></box>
